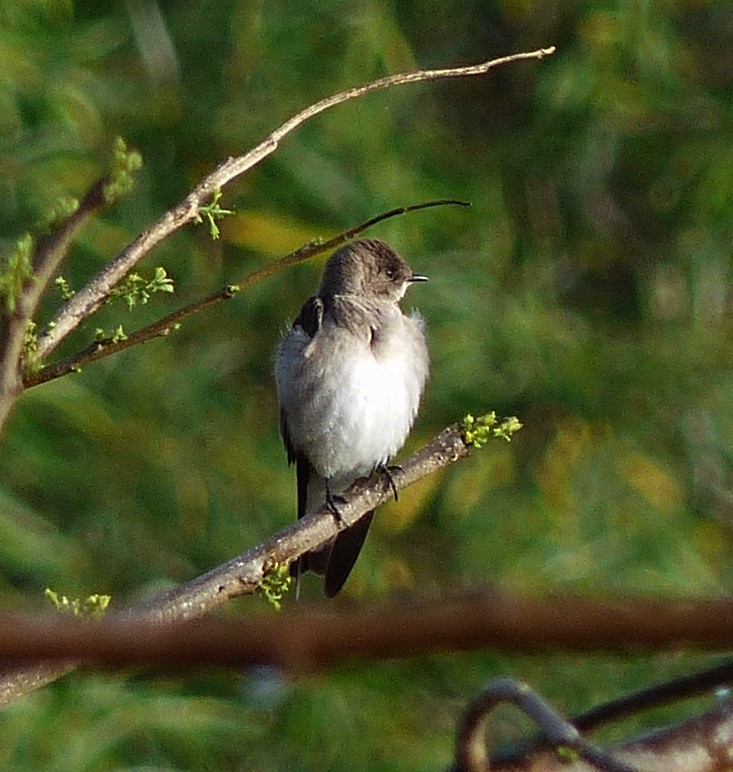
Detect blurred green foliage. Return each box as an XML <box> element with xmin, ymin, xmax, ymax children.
<box><xmin>1</xmin><ymin>0</ymin><xmax>733</xmax><ymax>768</ymax></box>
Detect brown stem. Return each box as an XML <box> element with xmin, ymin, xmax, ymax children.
<box><xmin>24</xmin><ymin>199</ymin><xmax>469</xmax><ymax>388</ymax></box>
<box><xmin>0</xmin><ymin>179</ymin><xmax>108</xmax><ymax>434</ymax></box>
<box><xmin>0</xmin><ymin>422</ymin><xmax>470</xmax><ymax>705</ymax></box>
<box><xmin>34</xmin><ymin>47</ymin><xmax>554</xmax><ymax>362</ymax></box>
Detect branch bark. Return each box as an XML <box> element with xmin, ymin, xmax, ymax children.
<box><xmin>2</xmin><ymin>592</ymin><xmax>733</xmax><ymax>674</ymax></box>
<box><xmin>0</xmin><ymin>180</ymin><xmax>108</xmax><ymax>431</ymax></box>
<box><xmin>22</xmin><ymin>199</ymin><xmax>469</xmax><ymax>389</ymax></box>
<box><xmin>0</xmin><ymin>422</ymin><xmax>470</xmax><ymax>705</ymax></box>
<box><xmin>33</xmin><ymin>47</ymin><xmax>554</xmax><ymax>362</ymax></box>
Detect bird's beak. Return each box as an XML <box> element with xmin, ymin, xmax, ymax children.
<box><xmin>410</xmin><ymin>273</ymin><xmax>429</xmax><ymax>283</ymax></box>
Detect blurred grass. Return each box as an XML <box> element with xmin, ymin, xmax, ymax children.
<box><xmin>1</xmin><ymin>0</ymin><xmax>733</xmax><ymax>769</ymax></box>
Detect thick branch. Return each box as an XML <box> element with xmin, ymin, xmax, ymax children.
<box><xmin>0</xmin><ymin>422</ymin><xmax>469</xmax><ymax>705</ymax></box>
<box><xmin>2</xmin><ymin>594</ymin><xmax>733</xmax><ymax>673</ymax></box>
<box><xmin>1</xmin><ymin>614</ymin><xmax>732</xmax><ymax>770</ymax></box>
<box><xmin>35</xmin><ymin>47</ymin><xmax>554</xmax><ymax>361</ymax></box>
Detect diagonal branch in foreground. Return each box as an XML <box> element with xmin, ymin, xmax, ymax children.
<box><xmin>0</xmin><ymin>421</ymin><xmax>469</xmax><ymax>706</ymax></box>
<box><xmin>133</xmin><ymin>423</ymin><xmax>469</xmax><ymax>622</ymax></box>
<box><xmin>35</xmin><ymin>46</ymin><xmax>555</xmax><ymax>362</ymax></box>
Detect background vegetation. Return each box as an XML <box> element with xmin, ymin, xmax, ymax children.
<box><xmin>1</xmin><ymin>0</ymin><xmax>732</xmax><ymax>769</ymax></box>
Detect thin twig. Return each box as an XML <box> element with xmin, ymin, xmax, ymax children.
<box><xmin>572</xmin><ymin>660</ymin><xmax>733</xmax><ymax>732</ymax></box>
<box><xmin>0</xmin><ymin>180</ymin><xmax>108</xmax><ymax>432</ymax></box>
<box><xmin>34</xmin><ymin>47</ymin><xmax>554</xmax><ymax>361</ymax></box>
<box><xmin>492</xmin><ymin>658</ymin><xmax>733</xmax><ymax>767</ymax></box>
<box><xmin>24</xmin><ymin>199</ymin><xmax>469</xmax><ymax>389</ymax></box>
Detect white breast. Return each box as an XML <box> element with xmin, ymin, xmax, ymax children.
<box><xmin>276</xmin><ymin>308</ymin><xmax>428</xmax><ymax>481</ymax></box>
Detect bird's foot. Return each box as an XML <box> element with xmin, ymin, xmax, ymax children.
<box><xmin>377</xmin><ymin>464</ymin><xmax>402</xmax><ymax>502</ymax></box>
<box><xmin>325</xmin><ymin>479</ymin><xmax>347</xmax><ymax>523</ymax></box>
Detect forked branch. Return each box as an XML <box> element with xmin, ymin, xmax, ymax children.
<box><xmin>34</xmin><ymin>47</ymin><xmax>555</xmax><ymax>362</ymax></box>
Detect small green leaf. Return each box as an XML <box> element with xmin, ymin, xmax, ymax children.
<box><xmin>257</xmin><ymin>563</ymin><xmax>293</xmax><ymax>610</ymax></box>
<box><xmin>107</xmin><ymin>266</ymin><xmax>174</xmax><ymax>310</ymax></box>
<box><xmin>22</xmin><ymin>320</ymin><xmax>42</xmax><ymax>375</ymax></box>
<box><xmin>95</xmin><ymin>325</ymin><xmax>127</xmax><ymax>344</ymax></box>
<box><xmin>555</xmin><ymin>745</ymin><xmax>580</xmax><ymax>763</ymax></box>
<box><xmin>196</xmin><ymin>189</ymin><xmax>235</xmax><ymax>239</ymax></box>
<box><xmin>37</xmin><ymin>195</ymin><xmax>80</xmax><ymax>232</ymax></box>
<box><xmin>55</xmin><ymin>275</ymin><xmax>75</xmax><ymax>300</ymax></box>
<box><xmin>461</xmin><ymin>411</ymin><xmax>522</xmax><ymax>448</ymax></box>
<box><xmin>0</xmin><ymin>233</ymin><xmax>34</xmax><ymax>312</ymax></box>
<box><xmin>103</xmin><ymin>137</ymin><xmax>143</xmax><ymax>204</ymax></box>
<box><xmin>45</xmin><ymin>588</ymin><xmax>112</xmax><ymax>620</ymax></box>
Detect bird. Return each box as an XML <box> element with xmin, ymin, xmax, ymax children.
<box><xmin>276</xmin><ymin>238</ymin><xmax>429</xmax><ymax>596</ymax></box>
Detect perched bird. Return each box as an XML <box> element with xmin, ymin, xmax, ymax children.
<box><xmin>276</xmin><ymin>238</ymin><xmax>429</xmax><ymax>596</ymax></box>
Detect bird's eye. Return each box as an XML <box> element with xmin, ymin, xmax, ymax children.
<box><xmin>385</xmin><ymin>268</ymin><xmax>395</xmax><ymax>279</ymax></box>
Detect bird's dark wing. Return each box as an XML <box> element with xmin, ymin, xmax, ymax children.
<box><xmin>279</xmin><ymin>410</ymin><xmax>297</xmax><ymax>465</ymax></box>
<box><xmin>281</xmin><ymin>295</ymin><xmax>327</xmax><ymax>581</ymax></box>
<box><xmin>292</xmin><ymin>295</ymin><xmax>324</xmax><ymax>337</ymax></box>
<box><xmin>290</xmin><ymin>454</ymin><xmax>326</xmax><ymax>580</ymax></box>
<box><xmin>324</xmin><ymin>510</ymin><xmax>375</xmax><ymax>597</ymax></box>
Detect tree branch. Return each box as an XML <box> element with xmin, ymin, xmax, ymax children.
<box><xmin>23</xmin><ymin>199</ymin><xmax>469</xmax><ymax>389</ymax></box>
<box><xmin>3</xmin><ymin>592</ymin><xmax>733</xmax><ymax>673</ymax></box>
<box><xmin>34</xmin><ymin>47</ymin><xmax>554</xmax><ymax>362</ymax></box>
<box><xmin>488</xmin><ymin>699</ymin><xmax>733</xmax><ymax>772</ymax></box>
<box><xmin>491</xmin><ymin>655</ymin><xmax>733</xmax><ymax>767</ymax></box>
<box><xmin>0</xmin><ymin>44</ymin><xmax>554</xmax><ymax>709</ymax></box>
<box><xmin>0</xmin><ymin>179</ymin><xmax>108</xmax><ymax>431</ymax></box>
<box><xmin>0</xmin><ymin>421</ymin><xmax>471</xmax><ymax>705</ymax></box>
<box><xmin>454</xmin><ymin>678</ymin><xmax>637</xmax><ymax>772</ymax></box>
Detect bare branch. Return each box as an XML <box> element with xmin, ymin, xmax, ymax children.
<box><xmin>132</xmin><ymin>423</ymin><xmax>470</xmax><ymax>621</ymax></box>
<box><xmin>3</xmin><ymin>592</ymin><xmax>733</xmax><ymax>672</ymax></box>
<box><xmin>454</xmin><ymin>678</ymin><xmax>637</xmax><ymax>772</ymax></box>
<box><xmin>0</xmin><ymin>179</ymin><xmax>109</xmax><ymax>432</ymax></box>
<box><xmin>23</xmin><ymin>199</ymin><xmax>469</xmax><ymax>389</ymax></box>
<box><xmin>35</xmin><ymin>47</ymin><xmax>554</xmax><ymax>361</ymax></box>
<box><xmin>0</xmin><ymin>421</ymin><xmax>470</xmax><ymax>705</ymax></box>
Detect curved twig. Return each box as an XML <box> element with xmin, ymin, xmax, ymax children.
<box><xmin>492</xmin><ymin>659</ymin><xmax>733</xmax><ymax>767</ymax></box>
<box><xmin>454</xmin><ymin>678</ymin><xmax>638</xmax><ymax>772</ymax></box>
<box><xmin>23</xmin><ymin>199</ymin><xmax>469</xmax><ymax>389</ymax></box>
